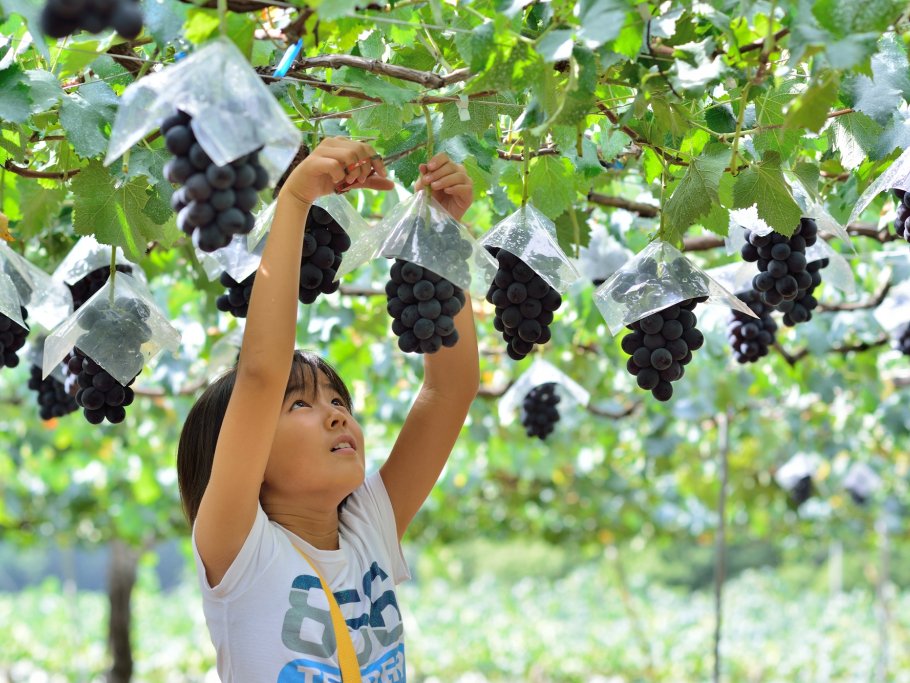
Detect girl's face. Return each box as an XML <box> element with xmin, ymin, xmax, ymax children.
<box><xmin>261</xmin><ymin>371</ymin><xmax>365</xmax><ymax>508</ymax></box>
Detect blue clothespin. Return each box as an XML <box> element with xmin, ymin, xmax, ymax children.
<box><xmin>273</xmin><ymin>39</ymin><xmax>303</xmax><ymax>78</ymax></box>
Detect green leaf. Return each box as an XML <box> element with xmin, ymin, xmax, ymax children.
<box><xmin>705</xmin><ymin>104</ymin><xmax>736</xmax><ymax>134</ymax></box>
<box><xmin>25</xmin><ymin>69</ymin><xmax>63</xmax><ymax>113</ymax></box>
<box><xmin>536</xmin><ymin>30</ymin><xmax>574</xmax><ymax>63</ymax></box>
<box><xmin>335</xmin><ymin>69</ymin><xmax>419</xmax><ymax>107</ymax></box>
<box><xmin>0</xmin><ymin>0</ymin><xmax>50</xmax><ymax>61</ymax></box>
<box><xmin>732</xmin><ymin>153</ymin><xmax>803</xmax><ymax>236</ymax></box>
<box><xmin>144</xmin><ymin>0</ymin><xmax>188</xmax><ymax>47</ymax></box>
<box><xmin>701</xmin><ymin>202</ymin><xmax>729</xmax><ymax>236</ymax></box>
<box><xmin>793</xmin><ymin>162</ymin><xmax>821</xmax><ymax>196</ymax></box>
<box><xmin>528</xmin><ymin>155</ymin><xmax>575</xmax><ymax>219</ymax></box>
<box><xmin>783</xmin><ymin>71</ymin><xmax>840</xmax><ymax>133</ymax></box>
<box><xmin>813</xmin><ymin>0</ymin><xmax>905</xmax><ymax>35</ymax></box>
<box><xmin>0</xmin><ymin>66</ymin><xmax>32</xmax><ymax>124</ymax></box>
<box><xmin>453</xmin><ymin>20</ymin><xmax>495</xmax><ymax>71</ymax></box>
<box><xmin>352</xmin><ymin>103</ymin><xmax>406</xmax><ymax>140</ymax></box>
<box><xmin>576</xmin><ymin>0</ymin><xmax>628</xmax><ymax>49</ymax></box>
<box><xmin>314</xmin><ymin>0</ymin><xmax>359</xmax><ymax>20</ymax></box>
<box><xmin>59</xmin><ymin>80</ymin><xmax>118</xmax><ymax>159</ymax></box>
<box><xmin>554</xmin><ymin>207</ymin><xmax>592</xmax><ymax>255</ymax></box>
<box><xmin>10</xmin><ymin>180</ymin><xmax>65</xmax><ymax>239</ymax></box>
<box><xmin>829</xmin><ymin>112</ymin><xmax>882</xmax><ymax>169</ymax></box>
<box><xmin>70</xmin><ymin>161</ymin><xmax>162</xmax><ymax>262</ymax></box>
<box><xmin>847</xmin><ymin>34</ymin><xmax>910</xmax><ymax>124</ymax></box>
<box><xmin>357</xmin><ymin>31</ymin><xmax>385</xmax><ymax>61</ymax></box>
<box><xmin>439</xmin><ymin>94</ymin><xmax>511</xmax><ymax>140</ymax></box>
<box><xmin>662</xmin><ymin>146</ymin><xmax>730</xmax><ymax>242</ymax></box>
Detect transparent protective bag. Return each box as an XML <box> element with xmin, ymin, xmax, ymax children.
<box><xmin>209</xmin><ymin>326</ymin><xmax>244</xmax><ymax>376</ymax></box>
<box><xmin>52</xmin><ymin>236</ymin><xmax>136</xmax><ymax>285</ymax></box>
<box><xmin>0</xmin><ymin>244</ymin><xmax>73</xmax><ymax>330</ymax></box>
<box><xmin>849</xmin><ymin>144</ymin><xmax>910</xmax><ymax>226</ymax></box>
<box><xmin>593</xmin><ymin>241</ymin><xmax>757</xmax><ymax>335</ymax></box>
<box><xmin>497</xmin><ymin>358</ymin><xmax>590</xmax><ymax>426</ymax></box>
<box><xmin>27</xmin><ymin>335</ymin><xmax>67</xmax><ymax>384</ymax></box>
<box><xmin>246</xmin><ymin>199</ymin><xmax>277</xmax><ymax>252</ymax></box>
<box><xmin>788</xmin><ymin>177</ymin><xmax>853</xmax><ymax>247</ymax></box>
<box><xmin>43</xmin><ymin>274</ymin><xmax>180</xmax><ymax>386</ymax></box>
<box><xmin>705</xmin><ymin>261</ymin><xmax>758</xmax><ymax>297</ymax></box>
<box><xmin>198</xmin><ymin>233</ymin><xmax>264</xmax><ymax>283</ymax></box>
<box><xmin>873</xmin><ymin>279</ymin><xmax>910</xmax><ymax>335</ymax></box>
<box><xmin>105</xmin><ymin>38</ymin><xmax>300</xmax><ymax>183</ymax></box>
<box><xmin>577</xmin><ymin>225</ymin><xmax>633</xmax><ymax>284</ymax></box>
<box><xmin>348</xmin><ymin>190</ymin><xmax>497</xmax><ymax>298</ymax></box>
<box><xmin>805</xmin><ymin>239</ymin><xmax>856</xmax><ymax>297</ymax></box>
<box><xmin>843</xmin><ymin>462</ymin><xmax>881</xmax><ymax>502</ymax></box>
<box><xmin>0</xmin><ymin>270</ymin><xmax>27</xmax><ymax>328</ymax></box>
<box><xmin>478</xmin><ymin>203</ymin><xmax>580</xmax><ymax>294</ymax></box>
<box><xmin>312</xmin><ymin>194</ymin><xmax>372</xmax><ymax>282</ymax></box>
<box><xmin>774</xmin><ymin>452</ymin><xmax>821</xmax><ymax>491</ymax></box>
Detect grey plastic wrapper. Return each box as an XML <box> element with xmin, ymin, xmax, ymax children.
<box><xmin>0</xmin><ymin>244</ymin><xmax>73</xmax><ymax>330</ymax></box>
<box><xmin>788</xmin><ymin>176</ymin><xmax>853</xmax><ymax>247</ymax></box>
<box><xmin>0</xmin><ymin>270</ymin><xmax>27</xmax><ymax>328</ymax></box>
<box><xmin>578</xmin><ymin>226</ymin><xmax>632</xmax><ymax>283</ymax></box>
<box><xmin>874</xmin><ymin>279</ymin><xmax>910</xmax><ymax>334</ymax></box>
<box><xmin>371</xmin><ymin>190</ymin><xmax>497</xmax><ymax>298</ymax></box>
<box><xmin>774</xmin><ymin>453</ymin><xmax>821</xmax><ymax>491</ymax></box>
<box><xmin>478</xmin><ymin>204</ymin><xmax>580</xmax><ymax>294</ymax></box>
<box><xmin>52</xmin><ymin>236</ymin><xmax>136</xmax><ymax>285</ymax></box>
<box><xmin>849</xmin><ymin>144</ymin><xmax>910</xmax><ymax>226</ymax></box>
<box><xmin>314</xmin><ymin>194</ymin><xmax>372</xmax><ymax>282</ymax></box>
<box><xmin>497</xmin><ymin>358</ymin><xmax>589</xmax><ymax>426</ymax></box>
<box><xmin>27</xmin><ymin>335</ymin><xmax>67</xmax><ymax>384</ymax></box>
<box><xmin>198</xmin><ymin>233</ymin><xmax>263</xmax><ymax>283</ymax></box>
<box><xmin>246</xmin><ymin>199</ymin><xmax>277</xmax><ymax>252</ymax></box>
<box><xmin>105</xmin><ymin>38</ymin><xmax>300</xmax><ymax>183</ymax></box>
<box><xmin>209</xmin><ymin>327</ymin><xmax>244</xmax><ymax>375</ymax></box>
<box><xmin>593</xmin><ymin>240</ymin><xmax>757</xmax><ymax>336</ymax></box>
<box><xmin>805</xmin><ymin>239</ymin><xmax>856</xmax><ymax>297</ymax></box>
<box><xmin>43</xmin><ymin>274</ymin><xmax>180</xmax><ymax>385</ymax></box>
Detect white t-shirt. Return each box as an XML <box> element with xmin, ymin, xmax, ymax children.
<box><xmin>192</xmin><ymin>472</ymin><xmax>411</xmax><ymax>682</ymax></box>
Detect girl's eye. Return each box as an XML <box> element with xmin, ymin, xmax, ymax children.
<box><xmin>291</xmin><ymin>400</ymin><xmax>310</xmax><ymax>410</ymax></box>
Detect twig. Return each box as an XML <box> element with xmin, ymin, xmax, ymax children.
<box><xmin>681</xmin><ymin>222</ymin><xmax>889</xmax><ymax>251</ymax></box>
<box><xmin>285</xmin><ymin>54</ymin><xmax>472</xmax><ymax>89</ymax></box>
<box><xmin>775</xmin><ymin>335</ymin><xmax>890</xmax><ymax>366</ymax></box>
<box><xmin>2</xmin><ymin>160</ymin><xmax>80</xmax><ymax>180</ymax></box>
<box><xmin>587</xmin><ymin>192</ymin><xmax>659</xmax><ymax>218</ymax></box>
<box><xmin>818</xmin><ymin>280</ymin><xmax>891</xmax><ymax>312</ymax></box>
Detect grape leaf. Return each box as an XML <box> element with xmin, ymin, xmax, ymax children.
<box><xmin>662</xmin><ymin>146</ymin><xmax>730</xmax><ymax>243</ymax></box>
<box><xmin>0</xmin><ymin>66</ymin><xmax>32</xmax><ymax>124</ymax></box>
<box><xmin>705</xmin><ymin>104</ymin><xmax>736</xmax><ymax>134</ymax></box>
<box><xmin>335</xmin><ymin>69</ymin><xmax>419</xmax><ymax>107</ymax></box>
<box><xmin>536</xmin><ymin>30</ymin><xmax>574</xmax><ymax>63</ymax></box>
<box><xmin>143</xmin><ymin>0</ymin><xmax>188</xmax><ymax>47</ymax></box>
<box><xmin>528</xmin><ymin>155</ymin><xmax>575</xmax><ymax>219</ymax></box>
<box><xmin>783</xmin><ymin>71</ymin><xmax>840</xmax><ymax>133</ymax></box>
<box><xmin>847</xmin><ymin>34</ymin><xmax>910</xmax><ymax>124</ymax></box>
<box><xmin>25</xmin><ymin>69</ymin><xmax>63</xmax><ymax>113</ymax></box>
<box><xmin>453</xmin><ymin>19</ymin><xmax>495</xmax><ymax>71</ymax></box>
<box><xmin>71</xmin><ymin>161</ymin><xmax>164</xmax><ymax>262</ymax></box>
<box><xmin>352</xmin><ymin>103</ymin><xmax>405</xmax><ymax>140</ymax></box>
<box><xmin>829</xmin><ymin>112</ymin><xmax>882</xmax><ymax>169</ymax></box>
<box><xmin>11</xmin><ymin>180</ymin><xmax>65</xmax><ymax>240</ymax></box>
<box><xmin>438</xmin><ymin>95</ymin><xmax>507</xmax><ymax>139</ymax></box>
<box><xmin>554</xmin><ymin>207</ymin><xmax>592</xmax><ymax>255</ymax></box>
<box><xmin>732</xmin><ymin>153</ymin><xmax>802</xmax><ymax>236</ymax></box>
<box><xmin>576</xmin><ymin>0</ymin><xmax>628</xmax><ymax>49</ymax></box>
<box><xmin>813</xmin><ymin>0</ymin><xmax>905</xmax><ymax>35</ymax></box>
<box><xmin>59</xmin><ymin>80</ymin><xmax>118</xmax><ymax>159</ymax></box>
<box><xmin>0</xmin><ymin>0</ymin><xmax>50</xmax><ymax>61</ymax></box>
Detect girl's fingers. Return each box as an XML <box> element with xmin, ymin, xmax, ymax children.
<box><xmin>442</xmin><ymin>183</ymin><xmax>473</xmax><ymax>196</ymax></box>
<box><xmin>360</xmin><ymin>175</ymin><xmax>396</xmax><ymax>191</ymax></box>
<box><xmin>427</xmin><ymin>172</ymin><xmax>470</xmax><ymax>191</ymax></box>
<box><xmin>425</xmin><ymin>152</ymin><xmax>450</xmax><ymax>171</ymax></box>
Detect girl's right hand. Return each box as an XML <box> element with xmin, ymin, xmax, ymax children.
<box><xmin>278</xmin><ymin>137</ymin><xmax>395</xmax><ymax>206</ymax></box>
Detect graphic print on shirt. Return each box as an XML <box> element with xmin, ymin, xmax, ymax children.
<box><xmin>279</xmin><ymin>561</ymin><xmax>405</xmax><ymax>682</ymax></box>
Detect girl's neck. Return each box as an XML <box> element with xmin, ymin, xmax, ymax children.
<box><xmin>264</xmin><ymin>504</ymin><xmax>341</xmax><ymax>551</ymax></box>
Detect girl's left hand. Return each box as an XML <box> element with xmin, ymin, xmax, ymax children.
<box><xmin>414</xmin><ymin>152</ymin><xmax>473</xmax><ymax>221</ymax></box>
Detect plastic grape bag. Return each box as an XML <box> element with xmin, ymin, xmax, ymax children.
<box><xmin>774</xmin><ymin>452</ymin><xmax>821</xmax><ymax>491</ymax></box>
<box><xmin>497</xmin><ymin>358</ymin><xmax>590</xmax><ymax>426</ymax></box>
<box><xmin>312</xmin><ymin>194</ymin><xmax>372</xmax><ymax>282</ymax></box>
<box><xmin>789</xmin><ymin>176</ymin><xmax>853</xmax><ymax>247</ymax></box>
<box><xmin>873</xmin><ymin>279</ymin><xmax>910</xmax><ymax>334</ymax></box>
<box><xmin>105</xmin><ymin>38</ymin><xmax>300</xmax><ymax>182</ymax></box>
<box><xmin>478</xmin><ymin>203</ymin><xmax>580</xmax><ymax>294</ymax></box>
<box><xmin>43</xmin><ymin>274</ymin><xmax>180</xmax><ymax>386</ymax></box>
<box><xmin>593</xmin><ymin>241</ymin><xmax>757</xmax><ymax>335</ymax></box>
<box><xmin>198</xmin><ymin>233</ymin><xmax>264</xmax><ymax>283</ymax></box>
<box><xmin>0</xmin><ymin>243</ymin><xmax>73</xmax><ymax>330</ymax></box>
<box><xmin>52</xmin><ymin>236</ymin><xmax>136</xmax><ymax>285</ymax></box>
<box><xmin>805</xmin><ymin>239</ymin><xmax>856</xmax><ymax>297</ymax></box>
<box><xmin>848</xmin><ymin>144</ymin><xmax>910</xmax><ymax>226</ymax></box>
<box><xmin>27</xmin><ymin>335</ymin><xmax>67</xmax><ymax>385</ymax></box>
<box><xmin>843</xmin><ymin>462</ymin><xmax>881</xmax><ymax>503</ymax></box>
<box><xmin>353</xmin><ymin>190</ymin><xmax>497</xmax><ymax>298</ymax></box>
<box><xmin>0</xmin><ymin>270</ymin><xmax>27</xmax><ymax>328</ymax></box>
<box><xmin>705</xmin><ymin>261</ymin><xmax>757</xmax><ymax>297</ymax></box>
<box><xmin>577</xmin><ymin>225</ymin><xmax>633</xmax><ymax>285</ymax></box>
<box><xmin>246</xmin><ymin>199</ymin><xmax>277</xmax><ymax>252</ymax></box>
<box><xmin>209</xmin><ymin>327</ymin><xmax>244</xmax><ymax>375</ymax></box>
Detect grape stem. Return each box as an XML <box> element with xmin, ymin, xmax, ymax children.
<box><xmin>521</xmin><ymin>136</ymin><xmax>530</xmax><ymax>207</ymax></box>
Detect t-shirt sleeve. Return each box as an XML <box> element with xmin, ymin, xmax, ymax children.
<box><xmin>343</xmin><ymin>471</ymin><xmax>411</xmax><ymax>584</ymax></box>
<box><xmin>191</xmin><ymin>503</ymin><xmax>279</xmax><ymax>599</ymax></box>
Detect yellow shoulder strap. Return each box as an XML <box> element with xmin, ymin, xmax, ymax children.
<box><xmin>293</xmin><ymin>544</ymin><xmax>363</xmax><ymax>682</ymax></box>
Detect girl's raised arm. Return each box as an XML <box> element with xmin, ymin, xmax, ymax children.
<box><xmin>193</xmin><ymin>139</ymin><xmax>393</xmax><ymax>585</ymax></box>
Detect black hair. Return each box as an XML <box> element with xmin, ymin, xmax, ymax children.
<box><xmin>176</xmin><ymin>350</ymin><xmax>352</xmax><ymax>526</ymax></box>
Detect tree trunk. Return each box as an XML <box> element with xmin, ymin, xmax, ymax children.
<box><xmin>107</xmin><ymin>540</ymin><xmax>139</xmax><ymax>683</ymax></box>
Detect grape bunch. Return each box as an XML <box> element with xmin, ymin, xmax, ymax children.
<box><xmin>485</xmin><ymin>248</ymin><xmax>562</xmax><ymax>361</ymax></box>
<box><xmin>298</xmin><ymin>204</ymin><xmax>351</xmax><ymax>304</ymax></box>
<box><xmin>68</xmin><ymin>264</ymin><xmax>133</xmax><ymax>311</ymax></box>
<box><xmin>385</xmin><ymin>259</ymin><xmax>465</xmax><ymax>354</ymax></box>
<box><xmin>41</xmin><ymin>0</ymin><xmax>143</xmax><ymax>40</ymax></box>
<box><xmin>66</xmin><ymin>296</ymin><xmax>150</xmax><ymax>424</ymax></box>
<box><xmin>0</xmin><ymin>306</ymin><xmax>29</xmax><ymax>369</ymax></box>
<box><xmin>893</xmin><ymin>189</ymin><xmax>910</xmax><ymax>242</ymax></box>
<box><xmin>216</xmin><ymin>271</ymin><xmax>255</xmax><ymax>318</ymax></box>
<box><xmin>728</xmin><ymin>290</ymin><xmax>777</xmax><ymax>363</ymax></box>
<box><xmin>66</xmin><ymin>349</ymin><xmax>136</xmax><ymax>425</ymax></box>
<box><xmin>162</xmin><ymin>110</ymin><xmax>269</xmax><ymax>252</ymax></box>
<box><xmin>521</xmin><ymin>382</ymin><xmax>561</xmax><ymax>440</ymax></box>
<box><xmin>788</xmin><ymin>475</ymin><xmax>813</xmax><ymax>507</ymax></box>
<box><xmin>28</xmin><ymin>364</ymin><xmax>79</xmax><ymax>421</ymax></box>
<box><xmin>741</xmin><ymin>219</ymin><xmax>817</xmax><ymax>308</ymax></box>
<box><xmin>621</xmin><ymin>297</ymin><xmax>706</xmax><ymax>401</ymax></box>
<box><xmin>779</xmin><ymin>258</ymin><xmax>828</xmax><ymax>327</ymax></box>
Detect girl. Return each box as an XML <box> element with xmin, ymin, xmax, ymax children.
<box><xmin>176</xmin><ymin>137</ymin><xmax>479</xmax><ymax>682</ymax></box>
